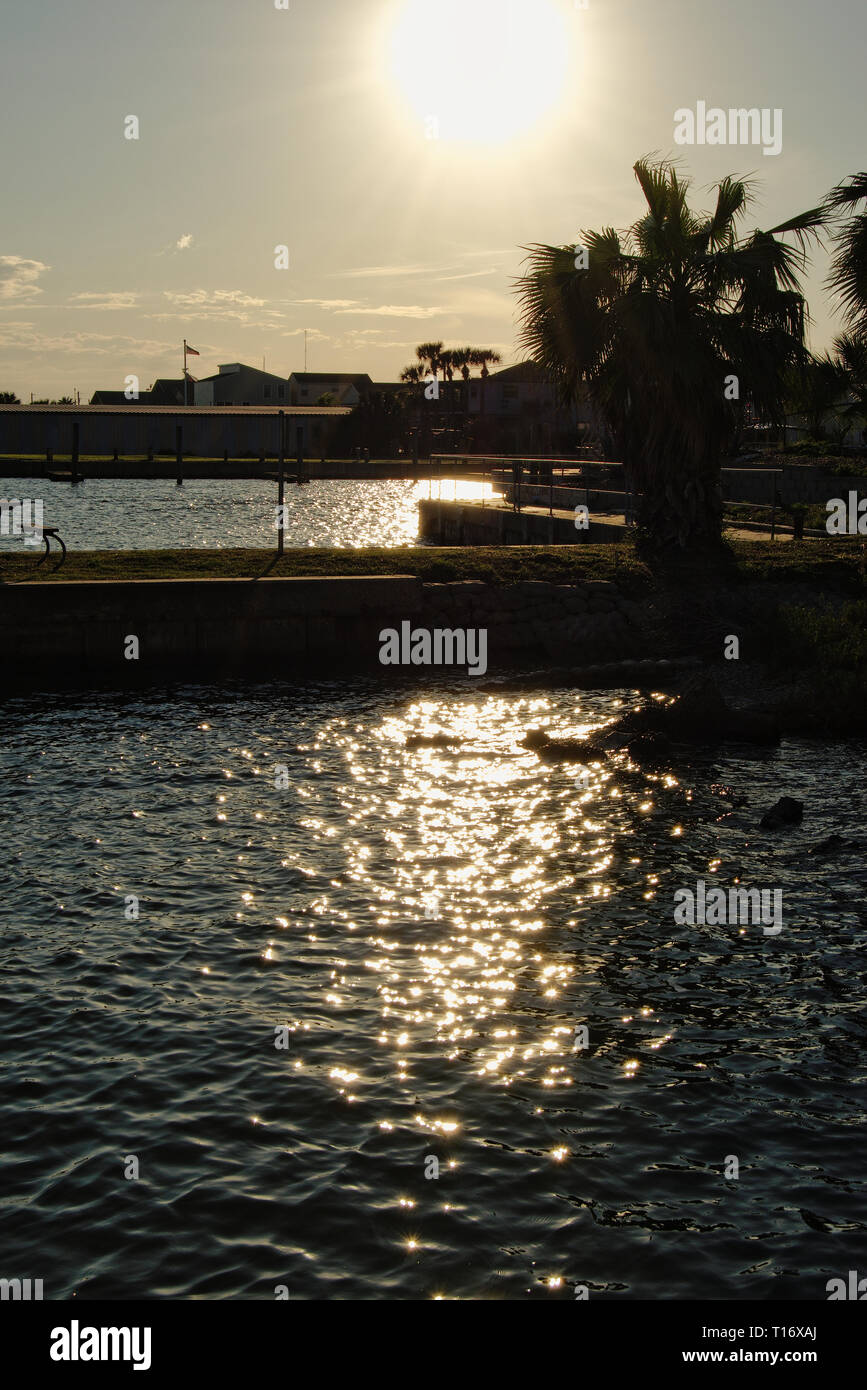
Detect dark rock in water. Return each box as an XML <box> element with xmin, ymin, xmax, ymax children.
<box><xmin>406</xmin><ymin>733</ymin><xmax>457</xmax><ymax>749</ymax></box>
<box><xmin>806</xmin><ymin>833</ymin><xmax>860</xmax><ymax>857</ymax></box>
<box><xmin>663</xmin><ymin>673</ymin><xmax>780</xmax><ymax>744</ymax></box>
<box><xmin>725</xmin><ymin>709</ymin><xmax>780</xmax><ymax>744</ymax></box>
<box><xmin>623</xmin><ymin>730</ymin><xmax>672</xmax><ymax>764</ymax></box>
<box><xmin>667</xmin><ymin>672</ymin><xmax>730</xmax><ymax>736</ymax></box>
<box><xmin>760</xmin><ymin>796</ymin><xmax>804</xmax><ymax>830</ymax></box>
<box><xmin>522</xmin><ymin>674</ymin><xmax>779</xmax><ymax>769</ymax></box>
<box><xmin>520</xmin><ymin>729</ymin><xmax>590</xmax><ymax>761</ymax></box>
<box><xmin>594</xmin><ymin>672</ymin><xmax>779</xmax><ymax>749</ymax></box>
<box><xmin>538</xmin><ymin>739</ymin><xmax>589</xmax><ymax>762</ymax></box>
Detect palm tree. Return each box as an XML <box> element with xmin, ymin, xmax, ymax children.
<box><xmin>448</xmin><ymin>347</ymin><xmax>477</xmax><ymax>431</ymax></box>
<box><xmin>825</xmin><ymin>173</ymin><xmax>867</xmax><ymax>335</ymax></box>
<box><xmin>469</xmin><ymin>348</ymin><xmax>502</xmax><ymax>418</ymax></box>
<box><xmin>414</xmin><ymin>342</ymin><xmax>445</xmax><ymax>442</ymax></box>
<box><xmin>515</xmin><ymin>157</ymin><xmax>824</xmax><ymax>549</ymax></box>
<box><xmin>400</xmin><ymin>364</ymin><xmax>425</xmax><ymax>454</ymax></box>
<box><xmin>833</xmin><ymin>332</ymin><xmax>867</xmax><ymax>443</ymax></box>
<box><xmin>449</xmin><ymin>346</ymin><xmax>471</xmax><ymax>400</ymax></box>
<box><xmin>787</xmin><ymin>352</ymin><xmax>849</xmax><ymax>440</ymax></box>
<box><xmin>439</xmin><ymin>348</ymin><xmax>457</xmax><ymax>431</ymax></box>
<box><xmin>415</xmin><ymin>341</ymin><xmax>444</xmax><ymax>393</ymax></box>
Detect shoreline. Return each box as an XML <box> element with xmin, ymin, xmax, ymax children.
<box><xmin>1</xmin><ymin>543</ymin><xmax>864</xmax><ymax>735</ymax></box>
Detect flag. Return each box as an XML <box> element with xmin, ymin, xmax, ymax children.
<box><xmin>185</xmin><ymin>343</ymin><xmax>200</xmax><ymax>356</ymax></box>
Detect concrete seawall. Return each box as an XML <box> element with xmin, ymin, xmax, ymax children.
<box><xmin>418</xmin><ymin>498</ymin><xmax>627</xmax><ymax>545</ymax></box>
<box><xmin>1</xmin><ymin>574</ymin><xmax>651</xmax><ymax>689</ymax></box>
<box><xmin>2</xmin><ymin>576</ymin><xmax>422</xmax><ymax>684</ymax></box>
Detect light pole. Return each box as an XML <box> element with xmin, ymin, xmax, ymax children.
<box><xmin>277</xmin><ymin>409</ymin><xmax>285</xmax><ymax>558</ymax></box>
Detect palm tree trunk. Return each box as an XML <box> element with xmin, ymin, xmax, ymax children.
<box><xmin>631</xmin><ymin>452</ymin><xmax>723</xmax><ymax>548</ymax></box>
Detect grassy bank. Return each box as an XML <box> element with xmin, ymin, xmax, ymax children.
<box><xmin>0</xmin><ymin>542</ymin><xmax>651</xmax><ymax>589</ymax></box>
<box><xmin>1</xmin><ymin>538</ymin><xmax>864</xmax><ymax>590</ymax></box>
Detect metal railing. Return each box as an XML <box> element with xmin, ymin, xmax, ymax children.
<box><xmin>427</xmin><ymin>454</ymin><xmax>626</xmax><ymax>517</ymax></box>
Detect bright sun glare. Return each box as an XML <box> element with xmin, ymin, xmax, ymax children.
<box><xmin>388</xmin><ymin>0</ymin><xmax>570</xmax><ymax>144</ymax></box>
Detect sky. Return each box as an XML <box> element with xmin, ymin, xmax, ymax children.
<box><xmin>1</xmin><ymin>0</ymin><xmax>864</xmax><ymax>399</ymax></box>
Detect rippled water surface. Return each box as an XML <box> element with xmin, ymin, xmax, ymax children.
<box><xmin>0</xmin><ymin>477</ymin><xmax>489</xmax><ymax>551</ymax></box>
<box><xmin>1</xmin><ymin>680</ymin><xmax>865</xmax><ymax>1300</ymax></box>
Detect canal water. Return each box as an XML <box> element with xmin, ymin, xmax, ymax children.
<box><xmin>1</xmin><ymin>678</ymin><xmax>864</xmax><ymax>1299</ymax></box>
<box><xmin>0</xmin><ymin>477</ymin><xmax>490</xmax><ymax>551</ymax></box>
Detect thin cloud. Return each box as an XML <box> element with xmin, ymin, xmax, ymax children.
<box><xmin>0</xmin><ymin>256</ymin><xmax>50</xmax><ymax>302</ymax></box>
<box><xmin>0</xmin><ymin>321</ymin><xmax>175</xmax><ymax>357</ymax></box>
<box><xmin>281</xmin><ymin>326</ymin><xmax>329</xmax><ymax>339</ymax></box>
<box><xmin>461</xmin><ymin>247</ymin><xmax>517</xmax><ymax>258</ymax></box>
<box><xmin>437</xmin><ymin>268</ymin><xmax>498</xmax><ymax>282</ymax></box>
<box><xmin>336</xmin><ymin>264</ymin><xmax>432</xmax><ymax>279</ymax></box>
<box><xmin>293</xmin><ymin>298</ymin><xmax>360</xmax><ymax>310</ymax></box>
<box><xmin>155</xmin><ymin>233</ymin><xmax>195</xmax><ymax>256</ymax></box>
<box><xmin>165</xmin><ymin>289</ymin><xmax>266</xmax><ymax>309</ymax></box>
<box><xmin>335</xmin><ymin>304</ymin><xmax>443</xmax><ymax>318</ymax></box>
<box><xmin>151</xmin><ymin>288</ymin><xmax>277</xmax><ymax>325</ymax></box>
<box><xmin>334</xmin><ymin>250</ymin><xmax>515</xmax><ymax>279</ymax></box>
<box><xmin>69</xmin><ymin>291</ymin><xmax>140</xmax><ymax>310</ymax></box>
<box><xmin>334</xmin><ymin>334</ymin><xmax>420</xmax><ymax>351</ymax></box>
<box><xmin>293</xmin><ymin>297</ymin><xmax>443</xmax><ymax>319</ymax></box>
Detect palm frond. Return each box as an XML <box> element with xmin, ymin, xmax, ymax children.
<box><xmin>825</xmin><ymin>172</ymin><xmax>867</xmax><ymax>212</ymax></box>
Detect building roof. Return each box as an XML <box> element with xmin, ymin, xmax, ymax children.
<box><xmin>90</xmin><ymin>390</ymin><xmax>145</xmax><ymax>405</ymax></box>
<box><xmin>488</xmin><ymin>362</ymin><xmax>549</xmax><ymax>383</ymax></box>
<box><xmin>149</xmin><ymin>378</ymin><xmax>188</xmax><ymax>405</ymax></box>
<box><xmin>214</xmin><ymin>363</ymin><xmax>288</xmax><ymax>382</ymax></box>
<box><xmin>289</xmin><ymin>372</ymin><xmax>373</xmax><ymax>386</ymax></box>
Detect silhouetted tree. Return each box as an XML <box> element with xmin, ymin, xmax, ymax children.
<box><xmin>516</xmin><ymin>157</ymin><xmax>824</xmax><ymax>548</ymax></box>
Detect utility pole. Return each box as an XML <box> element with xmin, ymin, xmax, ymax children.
<box><xmin>277</xmin><ymin>409</ymin><xmax>285</xmax><ymax>558</ymax></box>
<box><xmin>304</xmin><ymin>329</ymin><xmax>308</xmax><ymax>372</ymax></box>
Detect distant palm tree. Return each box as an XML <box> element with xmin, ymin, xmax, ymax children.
<box><xmin>415</xmin><ymin>341</ymin><xmax>444</xmax><ymax>392</ymax></box>
<box><xmin>825</xmin><ymin>173</ymin><xmax>867</xmax><ymax>335</ymax></box>
<box><xmin>469</xmin><ymin>348</ymin><xmax>502</xmax><ymax>418</ymax></box>
<box><xmin>414</xmin><ymin>342</ymin><xmax>445</xmax><ymax>440</ymax></box>
<box><xmin>439</xmin><ymin>348</ymin><xmax>457</xmax><ymax>429</ymax></box>
<box><xmin>515</xmin><ymin>157</ymin><xmax>824</xmax><ymax>548</ymax></box>
<box><xmin>399</xmin><ymin>365</ymin><xmax>425</xmax><ymax>451</ymax></box>
<box><xmin>448</xmin><ymin>347</ymin><xmax>473</xmax><ymax>417</ymax></box>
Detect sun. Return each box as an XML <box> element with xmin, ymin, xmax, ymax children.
<box><xmin>387</xmin><ymin>0</ymin><xmax>571</xmax><ymax>144</ymax></box>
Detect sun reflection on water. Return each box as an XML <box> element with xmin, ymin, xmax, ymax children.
<box><xmin>270</xmin><ymin>688</ymin><xmax>683</xmax><ymax>1123</ymax></box>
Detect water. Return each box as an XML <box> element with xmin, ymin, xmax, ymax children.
<box><xmin>1</xmin><ymin>679</ymin><xmax>865</xmax><ymax>1300</ymax></box>
<box><xmin>0</xmin><ymin>477</ymin><xmax>490</xmax><ymax>551</ymax></box>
